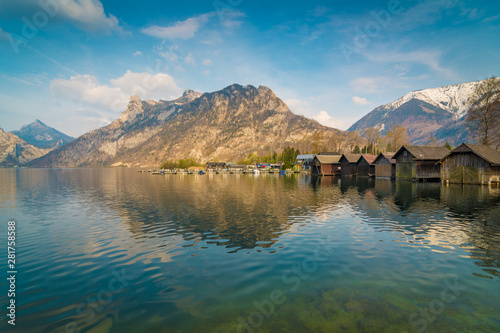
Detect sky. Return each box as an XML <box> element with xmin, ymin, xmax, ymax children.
<box><xmin>0</xmin><ymin>0</ymin><xmax>499</xmax><ymax>137</ymax></box>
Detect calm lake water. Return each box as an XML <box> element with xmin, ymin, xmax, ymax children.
<box><xmin>0</xmin><ymin>168</ymin><xmax>499</xmax><ymax>333</ymax></box>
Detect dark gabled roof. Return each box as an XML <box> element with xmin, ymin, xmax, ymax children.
<box><xmin>340</xmin><ymin>153</ymin><xmax>362</xmax><ymax>163</ymax></box>
<box><xmin>438</xmin><ymin>143</ymin><xmax>500</xmax><ymax>166</ymax></box>
<box><xmin>355</xmin><ymin>154</ymin><xmax>377</xmax><ymax>165</ymax></box>
<box><xmin>373</xmin><ymin>152</ymin><xmax>396</xmax><ymax>165</ymax></box>
<box><xmin>393</xmin><ymin>145</ymin><xmax>450</xmax><ymax>160</ymax></box>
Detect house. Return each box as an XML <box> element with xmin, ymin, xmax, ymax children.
<box><xmin>310</xmin><ymin>154</ymin><xmax>342</xmax><ymax>176</ymax></box>
<box><xmin>355</xmin><ymin>154</ymin><xmax>377</xmax><ymax>177</ymax></box>
<box><xmin>373</xmin><ymin>153</ymin><xmax>396</xmax><ymax>179</ymax></box>
<box><xmin>339</xmin><ymin>154</ymin><xmax>362</xmax><ymax>177</ymax></box>
<box><xmin>438</xmin><ymin>143</ymin><xmax>500</xmax><ymax>184</ymax></box>
<box><xmin>392</xmin><ymin>145</ymin><xmax>450</xmax><ymax>181</ymax></box>
<box><xmin>296</xmin><ymin>154</ymin><xmax>314</xmax><ymax>171</ymax></box>
<box><xmin>206</xmin><ymin>162</ymin><xmax>226</xmax><ymax>170</ymax></box>
<box><xmin>228</xmin><ymin>164</ymin><xmax>247</xmax><ymax>171</ymax></box>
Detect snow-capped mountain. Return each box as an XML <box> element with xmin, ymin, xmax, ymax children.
<box><xmin>348</xmin><ymin>80</ymin><xmax>483</xmax><ymax>145</ymax></box>
<box><xmin>382</xmin><ymin>81</ymin><xmax>480</xmax><ymax>119</ymax></box>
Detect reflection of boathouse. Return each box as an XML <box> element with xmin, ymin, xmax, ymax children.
<box><xmin>438</xmin><ymin>143</ymin><xmax>500</xmax><ymax>185</ymax></box>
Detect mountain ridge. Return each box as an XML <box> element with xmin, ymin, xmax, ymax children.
<box><xmin>29</xmin><ymin>84</ymin><xmax>341</xmax><ymax>167</ymax></box>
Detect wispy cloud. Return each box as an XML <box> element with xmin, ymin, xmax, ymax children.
<box><xmin>363</xmin><ymin>48</ymin><xmax>457</xmax><ymax>79</ymax></box>
<box><xmin>141</xmin><ymin>14</ymin><xmax>211</xmax><ymax>39</ymax></box>
<box><xmin>133</xmin><ymin>51</ymin><xmax>142</xmax><ymax>57</ymax></box>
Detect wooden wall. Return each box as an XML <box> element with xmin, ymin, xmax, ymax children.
<box><xmin>440</xmin><ymin>152</ymin><xmax>492</xmax><ymax>184</ymax></box>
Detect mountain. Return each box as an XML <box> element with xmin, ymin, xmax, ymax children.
<box><xmin>0</xmin><ymin>128</ymin><xmax>49</xmax><ymax>167</ymax></box>
<box><xmin>348</xmin><ymin>80</ymin><xmax>482</xmax><ymax>145</ymax></box>
<box><xmin>11</xmin><ymin>119</ymin><xmax>74</xmax><ymax>150</ymax></box>
<box><xmin>29</xmin><ymin>84</ymin><xmax>341</xmax><ymax>167</ymax></box>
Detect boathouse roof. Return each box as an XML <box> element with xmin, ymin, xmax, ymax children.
<box><xmin>392</xmin><ymin>145</ymin><xmax>450</xmax><ymax>161</ymax></box>
<box><xmin>438</xmin><ymin>143</ymin><xmax>500</xmax><ymax>166</ymax></box>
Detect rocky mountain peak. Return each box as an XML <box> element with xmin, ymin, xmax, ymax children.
<box><xmin>120</xmin><ymin>96</ymin><xmax>144</xmax><ymax>123</ymax></box>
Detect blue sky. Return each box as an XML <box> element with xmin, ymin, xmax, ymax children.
<box><xmin>0</xmin><ymin>0</ymin><xmax>499</xmax><ymax>137</ymax></box>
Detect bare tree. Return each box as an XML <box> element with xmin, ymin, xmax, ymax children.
<box><xmin>466</xmin><ymin>76</ymin><xmax>500</xmax><ymax>147</ymax></box>
<box><xmin>385</xmin><ymin>125</ymin><xmax>408</xmax><ymax>151</ymax></box>
<box><xmin>363</xmin><ymin>127</ymin><xmax>381</xmax><ymax>154</ymax></box>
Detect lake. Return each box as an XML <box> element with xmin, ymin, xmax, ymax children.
<box><xmin>0</xmin><ymin>168</ymin><xmax>499</xmax><ymax>332</ymax></box>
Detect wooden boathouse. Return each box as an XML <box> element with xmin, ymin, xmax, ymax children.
<box><xmin>393</xmin><ymin>145</ymin><xmax>450</xmax><ymax>181</ymax></box>
<box><xmin>438</xmin><ymin>143</ymin><xmax>500</xmax><ymax>185</ymax></box>
<box><xmin>356</xmin><ymin>154</ymin><xmax>377</xmax><ymax>177</ymax></box>
<box><xmin>373</xmin><ymin>153</ymin><xmax>396</xmax><ymax>179</ymax></box>
<box><xmin>340</xmin><ymin>154</ymin><xmax>361</xmax><ymax>177</ymax></box>
<box><xmin>310</xmin><ymin>154</ymin><xmax>342</xmax><ymax>176</ymax></box>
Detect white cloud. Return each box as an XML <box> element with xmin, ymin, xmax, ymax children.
<box><xmin>351</xmin><ymin>96</ymin><xmax>372</xmax><ymax>105</ymax></box>
<box><xmin>203</xmin><ymin>70</ymin><xmax>211</xmax><ymax>76</ymax></box>
<box><xmin>111</xmin><ymin>70</ymin><xmax>182</xmax><ymax>100</ymax></box>
<box><xmin>312</xmin><ymin>111</ymin><xmax>349</xmax><ymax>130</ymax></box>
<box><xmin>284</xmin><ymin>98</ymin><xmax>310</xmax><ymax>115</ymax></box>
<box><xmin>141</xmin><ymin>14</ymin><xmax>211</xmax><ymax>39</ymax></box>
<box><xmin>0</xmin><ymin>0</ymin><xmax>124</xmax><ymax>34</ymax></box>
<box><xmin>50</xmin><ymin>75</ymin><xmax>127</xmax><ymax>111</ymax></box>
<box><xmin>50</xmin><ymin>71</ymin><xmax>182</xmax><ymax>112</ymax></box>
<box><xmin>185</xmin><ymin>53</ymin><xmax>196</xmax><ymax>65</ymax></box>
<box><xmin>202</xmin><ymin>59</ymin><xmax>213</xmax><ymax>66</ymax></box>
<box><xmin>133</xmin><ymin>51</ymin><xmax>142</xmax><ymax>57</ymax></box>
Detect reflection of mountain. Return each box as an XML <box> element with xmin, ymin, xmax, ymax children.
<box><xmin>17</xmin><ymin>170</ymin><xmax>344</xmax><ymax>251</ymax></box>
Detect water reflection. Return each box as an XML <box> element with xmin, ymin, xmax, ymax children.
<box><xmin>1</xmin><ymin>169</ymin><xmax>500</xmax><ymax>333</ymax></box>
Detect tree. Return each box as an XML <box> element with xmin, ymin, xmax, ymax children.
<box><xmin>363</xmin><ymin>127</ymin><xmax>381</xmax><ymax>154</ymax></box>
<box><xmin>466</xmin><ymin>76</ymin><xmax>500</xmax><ymax>147</ymax></box>
<box><xmin>385</xmin><ymin>125</ymin><xmax>408</xmax><ymax>152</ymax></box>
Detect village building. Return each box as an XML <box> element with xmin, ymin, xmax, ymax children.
<box><xmin>339</xmin><ymin>154</ymin><xmax>362</xmax><ymax>177</ymax></box>
<box><xmin>310</xmin><ymin>154</ymin><xmax>342</xmax><ymax>176</ymax></box>
<box><xmin>373</xmin><ymin>153</ymin><xmax>396</xmax><ymax>179</ymax></box>
<box><xmin>206</xmin><ymin>162</ymin><xmax>226</xmax><ymax>170</ymax></box>
<box><xmin>392</xmin><ymin>145</ymin><xmax>450</xmax><ymax>181</ymax></box>
<box><xmin>355</xmin><ymin>154</ymin><xmax>377</xmax><ymax>177</ymax></box>
<box><xmin>296</xmin><ymin>154</ymin><xmax>314</xmax><ymax>171</ymax></box>
<box><xmin>438</xmin><ymin>143</ymin><xmax>500</xmax><ymax>185</ymax></box>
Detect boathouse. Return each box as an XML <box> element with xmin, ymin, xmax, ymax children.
<box><xmin>356</xmin><ymin>154</ymin><xmax>377</xmax><ymax>177</ymax></box>
<box><xmin>373</xmin><ymin>153</ymin><xmax>396</xmax><ymax>179</ymax></box>
<box><xmin>438</xmin><ymin>143</ymin><xmax>500</xmax><ymax>184</ymax></box>
<box><xmin>296</xmin><ymin>154</ymin><xmax>314</xmax><ymax>171</ymax></box>
<box><xmin>310</xmin><ymin>154</ymin><xmax>342</xmax><ymax>176</ymax></box>
<box><xmin>393</xmin><ymin>145</ymin><xmax>450</xmax><ymax>181</ymax></box>
<box><xmin>340</xmin><ymin>154</ymin><xmax>361</xmax><ymax>177</ymax></box>
<box><xmin>206</xmin><ymin>162</ymin><xmax>226</xmax><ymax>170</ymax></box>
